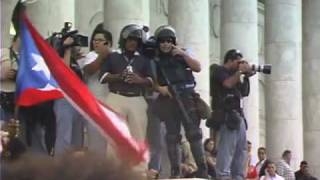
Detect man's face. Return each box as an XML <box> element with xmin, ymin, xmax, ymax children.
<box><xmin>266</xmin><ymin>163</ymin><xmax>276</xmax><ymax>176</ymax></box>
<box><xmin>258</xmin><ymin>149</ymin><xmax>266</xmax><ymax>161</ymax></box>
<box><xmin>247</xmin><ymin>143</ymin><xmax>252</xmax><ymax>153</ymax></box>
<box><xmin>92</xmin><ymin>33</ymin><xmax>110</xmax><ymax>53</ymax></box>
<box><xmin>301</xmin><ymin>164</ymin><xmax>310</xmax><ymax>175</ymax></box>
<box><xmin>284</xmin><ymin>153</ymin><xmax>292</xmax><ymax>164</ymax></box>
<box><xmin>159</xmin><ymin>38</ymin><xmax>173</xmax><ymax>54</ymax></box>
<box><xmin>205</xmin><ymin>140</ymin><xmax>215</xmax><ymax>152</ymax></box>
<box><xmin>124</xmin><ymin>37</ymin><xmax>139</xmax><ymax>52</ymax></box>
<box><xmin>230</xmin><ymin>57</ymin><xmax>242</xmax><ymax>71</ymax></box>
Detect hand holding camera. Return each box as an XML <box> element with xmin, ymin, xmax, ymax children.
<box><xmin>122</xmin><ymin>65</ymin><xmax>144</xmax><ymax>84</ymax></box>
<box><xmin>238</xmin><ymin>60</ymin><xmax>252</xmax><ymax>74</ymax></box>
<box><xmin>124</xmin><ymin>73</ymin><xmax>145</xmax><ymax>84</ymax></box>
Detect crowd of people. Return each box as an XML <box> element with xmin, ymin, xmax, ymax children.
<box><xmin>0</xmin><ymin>20</ymin><xmax>318</xmax><ymax>180</ymax></box>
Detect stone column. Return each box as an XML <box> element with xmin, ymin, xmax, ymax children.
<box><xmin>1</xmin><ymin>0</ymin><xmax>19</xmax><ymax>48</ymax></box>
<box><xmin>209</xmin><ymin>0</ymin><xmax>221</xmax><ymax>65</ymax></box>
<box><xmin>302</xmin><ymin>1</ymin><xmax>320</xmax><ymax>178</ymax></box>
<box><xmin>26</xmin><ymin>0</ymin><xmax>75</xmax><ymax>37</ymax></box>
<box><xmin>149</xmin><ymin>0</ymin><xmax>168</xmax><ymax>33</ymax></box>
<box><xmin>221</xmin><ymin>0</ymin><xmax>260</xmax><ymax>153</ymax></box>
<box><xmin>103</xmin><ymin>0</ymin><xmax>149</xmax><ymax>48</ymax></box>
<box><xmin>168</xmin><ymin>0</ymin><xmax>210</xmax><ymax>138</ymax></box>
<box><xmin>74</xmin><ymin>0</ymin><xmax>103</xmax><ymax>52</ymax></box>
<box><xmin>265</xmin><ymin>0</ymin><xmax>303</xmax><ymax>169</ymax></box>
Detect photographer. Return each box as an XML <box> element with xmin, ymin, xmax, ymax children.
<box><xmin>53</xmin><ymin>36</ymin><xmax>85</xmax><ymax>155</ymax></box>
<box><xmin>151</xmin><ymin>25</ymin><xmax>208</xmax><ymax>178</ymax></box>
<box><xmin>210</xmin><ymin>49</ymin><xmax>254</xmax><ymax>180</ymax></box>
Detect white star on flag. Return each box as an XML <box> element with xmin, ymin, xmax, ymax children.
<box><xmin>31</xmin><ymin>53</ymin><xmax>58</xmax><ymax>91</ymax></box>
<box><xmin>31</xmin><ymin>53</ymin><xmax>51</xmax><ymax>79</ymax></box>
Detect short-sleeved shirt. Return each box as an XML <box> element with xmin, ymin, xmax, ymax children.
<box><xmin>0</xmin><ymin>48</ymin><xmax>18</xmax><ymax>92</ymax></box>
<box><xmin>210</xmin><ymin>64</ymin><xmax>242</xmax><ymax>109</ymax></box>
<box><xmin>100</xmin><ymin>51</ymin><xmax>152</xmax><ymax>93</ymax></box>
<box><xmin>78</xmin><ymin>51</ymin><xmax>108</xmax><ymax>101</ymax></box>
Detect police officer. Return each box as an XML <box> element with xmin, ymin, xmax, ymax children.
<box><xmin>99</xmin><ymin>24</ymin><xmax>153</xmax><ymax>143</ymax></box>
<box><xmin>210</xmin><ymin>49</ymin><xmax>254</xmax><ymax>180</ymax></box>
<box><xmin>152</xmin><ymin>25</ymin><xmax>208</xmax><ymax>178</ymax></box>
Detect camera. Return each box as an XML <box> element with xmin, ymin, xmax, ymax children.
<box><xmin>251</xmin><ymin>64</ymin><xmax>272</xmax><ymax>74</ymax></box>
<box><xmin>47</xmin><ymin>22</ymin><xmax>88</xmax><ymax>56</ymax></box>
<box><xmin>141</xmin><ymin>36</ymin><xmax>157</xmax><ymax>58</ymax></box>
<box><xmin>47</xmin><ymin>22</ymin><xmax>87</xmax><ymax>80</ymax></box>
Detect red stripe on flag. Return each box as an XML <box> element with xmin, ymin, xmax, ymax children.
<box><xmin>16</xmin><ymin>88</ymin><xmax>62</xmax><ymax>106</ymax></box>
<box><xmin>21</xmin><ymin>12</ymin><xmax>148</xmax><ymax>164</ymax></box>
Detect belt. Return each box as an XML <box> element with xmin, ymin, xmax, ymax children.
<box><xmin>171</xmin><ymin>83</ymin><xmax>195</xmax><ymax>94</ymax></box>
<box><xmin>110</xmin><ymin>90</ymin><xmax>143</xmax><ymax>97</ymax></box>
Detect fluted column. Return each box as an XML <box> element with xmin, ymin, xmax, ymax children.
<box><xmin>26</xmin><ymin>0</ymin><xmax>75</xmax><ymax>37</ymax></box>
<box><xmin>303</xmin><ymin>1</ymin><xmax>320</xmax><ymax>178</ymax></box>
<box><xmin>168</xmin><ymin>0</ymin><xmax>210</xmax><ymax>138</ymax></box>
<box><xmin>265</xmin><ymin>0</ymin><xmax>303</xmax><ymax>169</ymax></box>
<box><xmin>209</xmin><ymin>0</ymin><xmax>221</xmax><ymax>65</ymax></box>
<box><xmin>1</xmin><ymin>0</ymin><xmax>19</xmax><ymax>48</ymax></box>
<box><xmin>221</xmin><ymin>0</ymin><xmax>260</xmax><ymax>152</ymax></box>
<box><xmin>103</xmin><ymin>0</ymin><xmax>149</xmax><ymax>48</ymax></box>
<box><xmin>74</xmin><ymin>0</ymin><xmax>103</xmax><ymax>40</ymax></box>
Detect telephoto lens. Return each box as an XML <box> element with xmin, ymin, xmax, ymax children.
<box><xmin>251</xmin><ymin>64</ymin><xmax>271</xmax><ymax>74</ymax></box>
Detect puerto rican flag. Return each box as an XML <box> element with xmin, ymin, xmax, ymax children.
<box><xmin>16</xmin><ymin>16</ymin><xmax>63</xmax><ymax>106</ymax></box>
<box><xmin>14</xmin><ymin>3</ymin><xmax>148</xmax><ymax>165</ymax></box>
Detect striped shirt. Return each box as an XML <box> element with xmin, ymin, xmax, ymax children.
<box><xmin>275</xmin><ymin>160</ymin><xmax>295</xmax><ymax>180</ymax></box>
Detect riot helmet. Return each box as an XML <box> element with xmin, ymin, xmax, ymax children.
<box><xmin>154</xmin><ymin>25</ymin><xmax>177</xmax><ymax>45</ymax></box>
<box><xmin>118</xmin><ymin>24</ymin><xmax>147</xmax><ymax>49</ymax></box>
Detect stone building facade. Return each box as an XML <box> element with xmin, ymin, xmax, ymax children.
<box><xmin>1</xmin><ymin>0</ymin><xmax>319</xmax><ymax>177</ymax></box>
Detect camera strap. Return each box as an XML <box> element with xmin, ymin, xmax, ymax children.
<box><xmin>123</xmin><ymin>54</ymin><xmax>135</xmax><ymax>68</ymax></box>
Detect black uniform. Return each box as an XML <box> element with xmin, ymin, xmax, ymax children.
<box><xmin>153</xmin><ymin>54</ymin><xmax>208</xmax><ymax>178</ymax></box>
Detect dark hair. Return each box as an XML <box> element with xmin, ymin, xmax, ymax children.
<box><xmin>258</xmin><ymin>147</ymin><xmax>266</xmax><ymax>152</ymax></box>
<box><xmin>282</xmin><ymin>150</ymin><xmax>291</xmax><ymax>158</ymax></box>
<box><xmin>203</xmin><ymin>138</ymin><xmax>216</xmax><ymax>155</ymax></box>
<box><xmin>247</xmin><ymin>140</ymin><xmax>252</xmax><ymax>145</ymax></box>
<box><xmin>89</xmin><ymin>23</ymin><xmax>113</xmax><ymax>51</ymax></box>
<box><xmin>300</xmin><ymin>160</ymin><xmax>308</xmax><ymax>166</ymax></box>
<box><xmin>259</xmin><ymin>159</ymin><xmax>273</xmax><ymax>177</ymax></box>
<box><xmin>223</xmin><ymin>49</ymin><xmax>243</xmax><ymax>64</ymax></box>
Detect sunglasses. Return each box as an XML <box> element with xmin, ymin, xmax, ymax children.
<box><xmin>159</xmin><ymin>39</ymin><xmax>173</xmax><ymax>43</ymax></box>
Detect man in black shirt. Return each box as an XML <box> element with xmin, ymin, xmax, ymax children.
<box><xmin>99</xmin><ymin>24</ymin><xmax>152</xmax><ymax>143</ymax></box>
<box><xmin>211</xmin><ymin>49</ymin><xmax>254</xmax><ymax>180</ymax></box>
<box><xmin>295</xmin><ymin>161</ymin><xmax>318</xmax><ymax>180</ymax></box>
<box><xmin>152</xmin><ymin>25</ymin><xmax>208</xmax><ymax>178</ymax></box>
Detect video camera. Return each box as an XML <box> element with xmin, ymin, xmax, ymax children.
<box><xmin>47</xmin><ymin>22</ymin><xmax>88</xmax><ymax>56</ymax></box>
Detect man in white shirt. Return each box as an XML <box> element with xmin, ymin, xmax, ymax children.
<box><xmin>276</xmin><ymin>150</ymin><xmax>295</xmax><ymax>180</ymax></box>
<box><xmin>261</xmin><ymin>161</ymin><xmax>285</xmax><ymax>180</ymax></box>
<box><xmin>78</xmin><ymin>27</ymin><xmax>113</xmax><ymax>155</ymax></box>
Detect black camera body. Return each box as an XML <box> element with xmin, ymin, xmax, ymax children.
<box><xmin>47</xmin><ymin>22</ymin><xmax>88</xmax><ymax>56</ymax></box>
<box><xmin>141</xmin><ymin>36</ymin><xmax>157</xmax><ymax>58</ymax></box>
